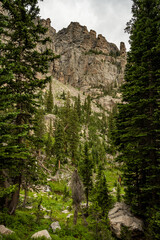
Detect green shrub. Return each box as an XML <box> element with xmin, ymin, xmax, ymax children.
<box><xmin>48</xmin><ymin>181</ymin><xmax>66</xmax><ymax>194</ymax></box>
<box><xmin>147</xmin><ymin>209</ymin><xmax>160</xmax><ymax>240</ymax></box>
<box><xmin>0</xmin><ymin>233</ymin><xmax>20</xmax><ymax>240</ymax></box>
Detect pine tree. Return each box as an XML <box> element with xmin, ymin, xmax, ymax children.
<box><xmin>45</xmin><ymin>120</ymin><xmax>54</xmax><ymax>157</ymax></box>
<box><xmin>54</xmin><ymin>119</ymin><xmax>65</xmax><ymax>169</ymax></box>
<box><xmin>113</xmin><ymin>0</ymin><xmax>160</xmax><ymax>228</ymax></box>
<box><xmin>91</xmin><ymin>164</ymin><xmax>110</xmax><ymax>218</ymax></box>
<box><xmin>0</xmin><ymin>0</ymin><xmax>54</xmax><ymax>214</ymax></box>
<box><xmin>74</xmin><ymin>94</ymin><xmax>81</xmax><ymax>122</ymax></box>
<box><xmin>46</xmin><ymin>81</ymin><xmax>54</xmax><ymax>113</ymax></box>
<box><xmin>60</xmin><ymin>94</ymin><xmax>80</xmax><ymax>164</ymax></box>
<box><xmin>84</xmin><ymin>95</ymin><xmax>91</xmax><ymax>124</ymax></box>
<box><xmin>80</xmin><ymin>142</ymin><xmax>93</xmax><ymax>208</ymax></box>
<box><xmin>68</xmin><ymin>109</ymin><xmax>80</xmax><ymax>164</ymax></box>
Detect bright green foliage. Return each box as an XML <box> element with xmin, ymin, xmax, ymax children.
<box><xmin>79</xmin><ymin>142</ymin><xmax>93</xmax><ymax>207</ymax></box>
<box><xmin>0</xmin><ymin>0</ymin><xmax>54</xmax><ymax>214</ymax></box>
<box><xmin>46</xmin><ymin>82</ymin><xmax>54</xmax><ymax>113</ymax></box>
<box><xmin>113</xmin><ymin>0</ymin><xmax>160</xmax><ymax>231</ymax></box>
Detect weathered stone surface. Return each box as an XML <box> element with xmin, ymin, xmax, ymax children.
<box><xmin>53</xmin><ymin>21</ymin><xmax>126</xmax><ymax>90</ymax></box>
<box><xmin>50</xmin><ymin>221</ymin><xmax>61</xmax><ymax>232</ymax></box>
<box><xmin>67</xmin><ymin>213</ymin><xmax>73</xmax><ymax>218</ymax></box>
<box><xmin>0</xmin><ymin>3</ymin><xmax>126</xmax><ymax>111</ymax></box>
<box><xmin>62</xmin><ymin>209</ymin><xmax>69</xmax><ymax>214</ymax></box>
<box><xmin>0</xmin><ymin>225</ymin><xmax>14</xmax><ymax>235</ymax></box>
<box><xmin>108</xmin><ymin>202</ymin><xmax>144</xmax><ymax>239</ymax></box>
<box><xmin>34</xmin><ymin>18</ymin><xmax>126</xmax><ymax>108</ymax></box>
<box><xmin>31</xmin><ymin>230</ymin><xmax>51</xmax><ymax>239</ymax></box>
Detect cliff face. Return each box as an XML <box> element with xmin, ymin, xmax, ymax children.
<box><xmin>40</xmin><ymin>20</ymin><xmax>127</xmax><ymax>98</ymax></box>
<box><xmin>53</xmin><ymin>22</ymin><xmax>126</xmax><ymax>93</ymax></box>
<box><xmin>0</xmin><ymin>1</ymin><xmax>127</xmax><ymax>110</ymax></box>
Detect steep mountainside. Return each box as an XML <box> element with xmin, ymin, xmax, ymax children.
<box><xmin>52</xmin><ymin>22</ymin><xmax>126</xmax><ymax>90</ymax></box>
<box><xmin>0</xmin><ymin>0</ymin><xmax>126</xmax><ymax>111</ymax></box>
<box><xmin>39</xmin><ymin>19</ymin><xmax>127</xmax><ymax>111</ymax></box>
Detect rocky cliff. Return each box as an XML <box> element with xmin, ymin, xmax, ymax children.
<box><xmin>40</xmin><ymin>19</ymin><xmax>127</xmax><ymax>110</ymax></box>
<box><xmin>0</xmin><ymin>0</ymin><xmax>127</xmax><ymax>110</ymax></box>
<box><xmin>43</xmin><ymin>20</ymin><xmax>126</xmax><ymax>87</ymax></box>
<box><xmin>52</xmin><ymin>22</ymin><xmax>126</xmax><ymax>92</ymax></box>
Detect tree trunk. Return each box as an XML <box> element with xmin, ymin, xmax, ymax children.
<box><xmin>8</xmin><ymin>176</ymin><xmax>21</xmax><ymax>215</ymax></box>
<box><xmin>86</xmin><ymin>190</ymin><xmax>88</xmax><ymax>208</ymax></box>
<box><xmin>58</xmin><ymin>160</ymin><xmax>61</xmax><ymax>169</ymax></box>
<box><xmin>73</xmin><ymin>205</ymin><xmax>79</xmax><ymax>225</ymax></box>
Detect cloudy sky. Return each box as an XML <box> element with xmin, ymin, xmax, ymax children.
<box><xmin>38</xmin><ymin>0</ymin><xmax>133</xmax><ymax>50</ymax></box>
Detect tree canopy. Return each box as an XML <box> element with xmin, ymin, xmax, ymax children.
<box><xmin>0</xmin><ymin>0</ymin><xmax>55</xmax><ymax>214</ymax></box>
<box><xmin>113</xmin><ymin>0</ymin><xmax>160</xmax><ymax>237</ymax></box>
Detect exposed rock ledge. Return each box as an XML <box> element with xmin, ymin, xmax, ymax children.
<box><xmin>108</xmin><ymin>202</ymin><xmax>144</xmax><ymax>239</ymax></box>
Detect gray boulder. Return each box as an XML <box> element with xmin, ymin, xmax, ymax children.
<box><xmin>50</xmin><ymin>221</ymin><xmax>61</xmax><ymax>232</ymax></box>
<box><xmin>31</xmin><ymin>230</ymin><xmax>51</xmax><ymax>239</ymax></box>
<box><xmin>108</xmin><ymin>202</ymin><xmax>143</xmax><ymax>239</ymax></box>
<box><xmin>0</xmin><ymin>225</ymin><xmax>14</xmax><ymax>235</ymax></box>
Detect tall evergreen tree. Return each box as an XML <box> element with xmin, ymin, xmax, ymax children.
<box><xmin>54</xmin><ymin>119</ymin><xmax>65</xmax><ymax>169</ymax></box>
<box><xmin>68</xmin><ymin>109</ymin><xmax>80</xmax><ymax>164</ymax></box>
<box><xmin>94</xmin><ymin>165</ymin><xmax>110</xmax><ymax>216</ymax></box>
<box><xmin>84</xmin><ymin>95</ymin><xmax>91</xmax><ymax>124</ymax></box>
<box><xmin>80</xmin><ymin>142</ymin><xmax>93</xmax><ymax>208</ymax></box>
<box><xmin>74</xmin><ymin>94</ymin><xmax>81</xmax><ymax>122</ymax></box>
<box><xmin>46</xmin><ymin>81</ymin><xmax>54</xmax><ymax>113</ymax></box>
<box><xmin>113</xmin><ymin>0</ymin><xmax>160</xmax><ymax>231</ymax></box>
<box><xmin>0</xmin><ymin>0</ymin><xmax>54</xmax><ymax>214</ymax></box>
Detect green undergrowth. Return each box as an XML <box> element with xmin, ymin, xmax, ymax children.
<box><xmin>0</xmin><ymin>171</ymin><xmax>120</xmax><ymax>239</ymax></box>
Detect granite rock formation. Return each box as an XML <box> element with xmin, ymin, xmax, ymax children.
<box><xmin>52</xmin><ymin>22</ymin><xmax>127</xmax><ymax>91</ymax></box>
<box><xmin>0</xmin><ymin>1</ymin><xmax>127</xmax><ymax>110</ymax></box>
<box><xmin>39</xmin><ymin>19</ymin><xmax>127</xmax><ymax>109</ymax></box>
<box><xmin>108</xmin><ymin>202</ymin><xmax>144</xmax><ymax>239</ymax></box>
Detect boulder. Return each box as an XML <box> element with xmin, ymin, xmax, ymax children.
<box><xmin>67</xmin><ymin>213</ymin><xmax>73</xmax><ymax>219</ymax></box>
<box><xmin>62</xmin><ymin>209</ymin><xmax>69</xmax><ymax>214</ymax></box>
<box><xmin>50</xmin><ymin>221</ymin><xmax>61</xmax><ymax>232</ymax></box>
<box><xmin>0</xmin><ymin>225</ymin><xmax>14</xmax><ymax>235</ymax></box>
<box><xmin>108</xmin><ymin>202</ymin><xmax>144</xmax><ymax>239</ymax></box>
<box><xmin>31</xmin><ymin>230</ymin><xmax>51</xmax><ymax>239</ymax></box>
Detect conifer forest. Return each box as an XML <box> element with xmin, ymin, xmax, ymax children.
<box><xmin>0</xmin><ymin>0</ymin><xmax>160</xmax><ymax>239</ymax></box>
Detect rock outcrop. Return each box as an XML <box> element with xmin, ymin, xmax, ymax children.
<box><xmin>52</xmin><ymin>22</ymin><xmax>127</xmax><ymax>92</ymax></box>
<box><xmin>1</xmin><ymin>2</ymin><xmax>127</xmax><ymax>110</ymax></box>
<box><xmin>108</xmin><ymin>202</ymin><xmax>144</xmax><ymax>239</ymax></box>
<box><xmin>38</xmin><ymin>19</ymin><xmax>127</xmax><ymax>110</ymax></box>
<box><xmin>50</xmin><ymin>221</ymin><xmax>61</xmax><ymax>232</ymax></box>
<box><xmin>0</xmin><ymin>225</ymin><xmax>14</xmax><ymax>235</ymax></box>
<box><xmin>31</xmin><ymin>230</ymin><xmax>51</xmax><ymax>239</ymax></box>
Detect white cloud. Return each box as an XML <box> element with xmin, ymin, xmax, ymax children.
<box><xmin>38</xmin><ymin>0</ymin><xmax>132</xmax><ymax>50</ymax></box>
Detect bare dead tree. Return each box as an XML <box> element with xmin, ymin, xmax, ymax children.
<box><xmin>71</xmin><ymin>169</ymin><xmax>84</xmax><ymax>225</ymax></box>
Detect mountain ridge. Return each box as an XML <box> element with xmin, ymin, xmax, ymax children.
<box><xmin>39</xmin><ymin>18</ymin><xmax>126</xmax><ymax>111</ymax></box>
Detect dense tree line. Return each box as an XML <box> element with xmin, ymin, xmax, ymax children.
<box><xmin>113</xmin><ymin>0</ymin><xmax>160</xmax><ymax>238</ymax></box>
<box><xmin>0</xmin><ymin>1</ymin><xmax>118</xmax><ymax>234</ymax></box>
<box><xmin>0</xmin><ymin>0</ymin><xmax>55</xmax><ymax>214</ymax></box>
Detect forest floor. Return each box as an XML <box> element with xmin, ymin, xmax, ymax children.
<box><xmin>0</xmin><ymin>163</ymin><xmax>122</xmax><ymax>240</ymax></box>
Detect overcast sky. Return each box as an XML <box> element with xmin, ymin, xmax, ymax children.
<box><xmin>38</xmin><ymin>0</ymin><xmax>133</xmax><ymax>50</ymax></box>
